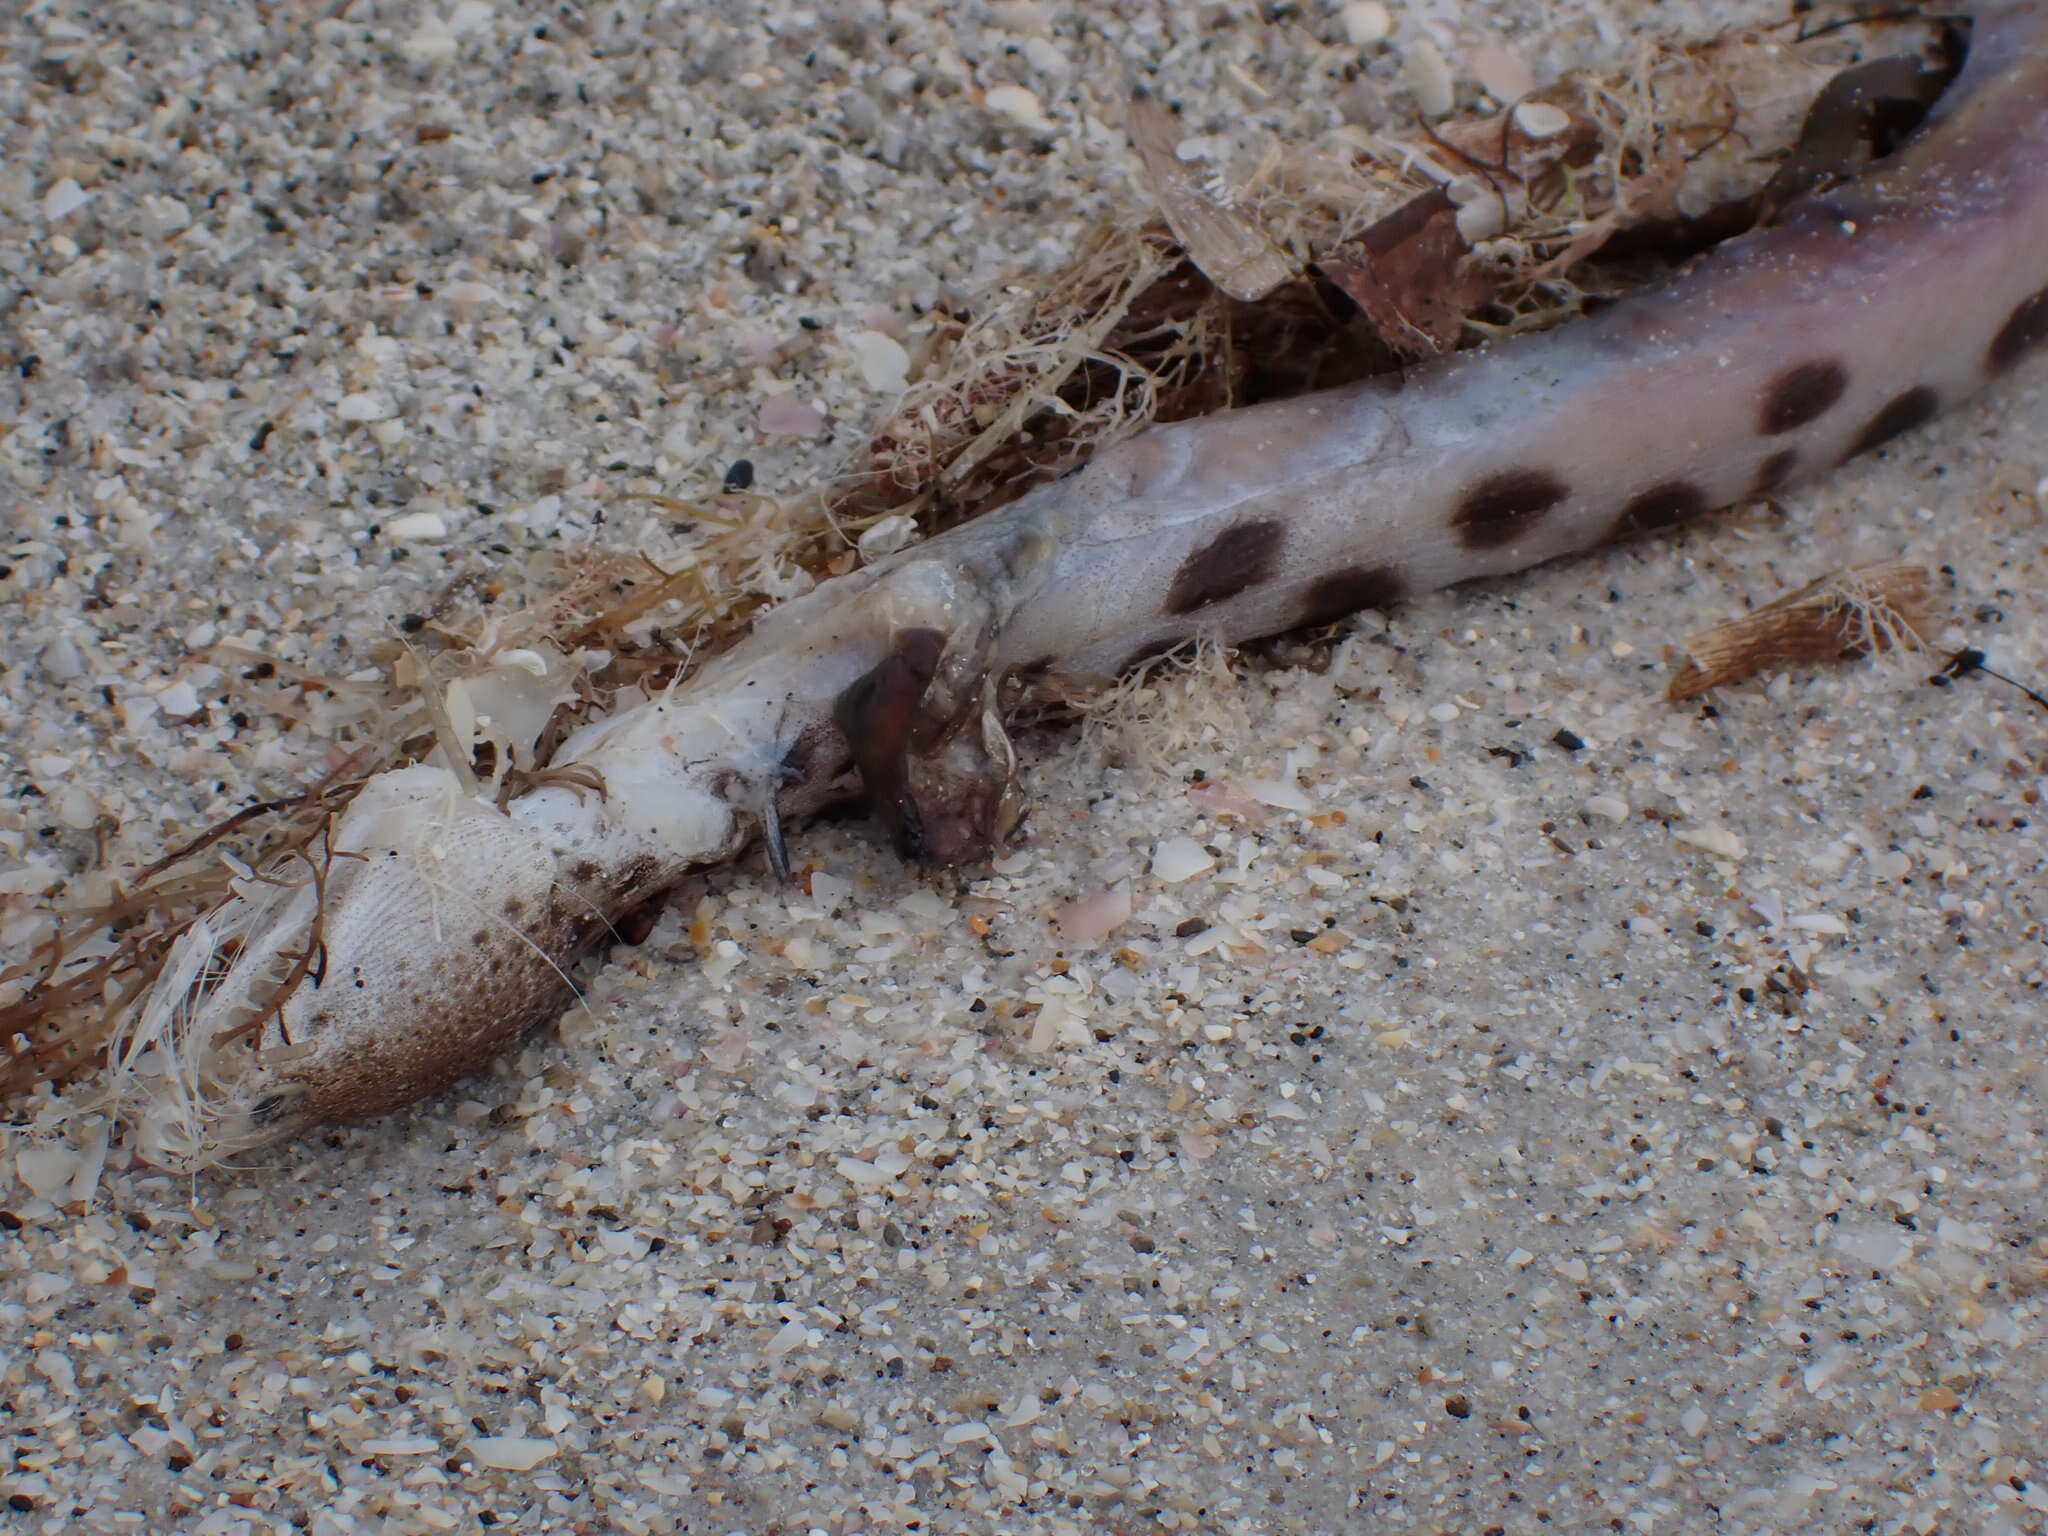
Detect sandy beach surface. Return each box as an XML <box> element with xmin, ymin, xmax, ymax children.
<box><xmin>3</xmin><ymin>1</ymin><xmax>2045</xmax><ymax>1531</ymax></box>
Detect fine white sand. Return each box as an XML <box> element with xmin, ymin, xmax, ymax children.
<box><xmin>4</xmin><ymin>2</ymin><xmax>2045</xmax><ymax>1532</ymax></box>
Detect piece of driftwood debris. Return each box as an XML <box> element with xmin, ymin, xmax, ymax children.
<box><xmin>1127</xmin><ymin>85</ymin><xmax>1297</xmax><ymax>303</ymax></box>
<box><xmin>1666</xmin><ymin>562</ymin><xmax>1937</xmax><ymax>701</ymax></box>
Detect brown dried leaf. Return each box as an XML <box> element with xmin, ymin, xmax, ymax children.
<box><xmin>1319</xmin><ymin>188</ymin><xmax>1494</xmax><ymax>360</ymax></box>
<box><xmin>1666</xmin><ymin>562</ymin><xmax>1936</xmax><ymax>701</ymax></box>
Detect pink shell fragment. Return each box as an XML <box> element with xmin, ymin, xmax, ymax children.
<box><xmin>757</xmin><ymin>394</ymin><xmax>827</xmax><ymax>438</ymax></box>
<box><xmin>1186</xmin><ymin>779</ymin><xmax>1271</xmax><ymax>822</ymax></box>
<box><xmin>1054</xmin><ymin>881</ymin><xmax>1133</xmax><ymax>946</ymax></box>
<box><xmin>1466</xmin><ymin>42</ymin><xmax>1536</xmax><ymax>104</ymax></box>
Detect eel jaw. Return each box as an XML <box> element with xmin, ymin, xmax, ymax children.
<box><xmin>832</xmin><ymin>624</ymin><xmax>1022</xmax><ymax>867</ymax></box>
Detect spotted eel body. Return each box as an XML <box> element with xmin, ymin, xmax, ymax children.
<box><xmin>986</xmin><ymin>6</ymin><xmax>2048</xmax><ymax>678</ymax></box>
<box><xmin>105</xmin><ymin>3</ymin><xmax>2048</xmax><ymax>1159</ymax></box>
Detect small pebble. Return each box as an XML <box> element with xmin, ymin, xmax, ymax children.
<box><xmin>154</xmin><ymin>680</ymin><xmax>202</xmax><ymax>719</ymax></box>
<box><xmin>336</xmin><ymin>391</ymin><xmax>395</xmax><ymax>423</ymax></box>
<box><xmin>359</xmin><ymin>1436</ymin><xmax>438</xmax><ymax>1456</ymax></box>
<box><xmin>1466</xmin><ymin>41</ymin><xmax>1535</xmax><ymax>104</ymax></box>
<box><xmin>846</xmin><ymin>329</ymin><xmax>911</xmax><ymax>392</ymax></box>
<box><xmin>757</xmin><ymin>394</ymin><xmax>826</xmax><ymax>438</ymax></box>
<box><xmin>1674</xmin><ymin>826</ymin><xmax>1747</xmax><ymax>861</ymax></box>
<box><xmin>1404</xmin><ymin>37</ymin><xmax>1457</xmax><ymax>117</ymax></box>
<box><xmin>1244</xmin><ymin>776</ymin><xmax>1312</xmax><ymax>814</ymax></box>
<box><xmin>1055</xmin><ymin>882</ymin><xmax>1133</xmax><ymax>945</ymax></box>
<box><xmin>1514</xmin><ymin>100</ymin><xmax>1572</xmax><ymax>139</ymax></box>
<box><xmin>984</xmin><ymin>84</ymin><xmax>1052</xmax><ymax>131</ymax></box>
<box><xmin>856</xmin><ymin>514</ymin><xmax>920</xmax><ymax>560</ymax></box>
<box><xmin>383</xmin><ymin>510</ymin><xmax>449</xmax><ymax>542</ymax></box>
<box><xmin>13</xmin><ymin>1146</ymin><xmax>78</xmax><ymax>1200</ymax></box>
<box><xmin>42</xmin><ymin>179</ymin><xmax>91</xmax><ymax>219</ymax></box>
<box><xmin>1151</xmin><ymin>836</ymin><xmax>1216</xmax><ymax>883</ymax></box>
<box><xmin>1455</xmin><ymin>194</ymin><xmax>1507</xmax><ymax>242</ymax></box>
<box><xmin>468</xmin><ymin>1436</ymin><xmax>557</xmax><ymax>1471</ymax></box>
<box><xmin>37</xmin><ymin>636</ymin><xmax>84</xmax><ymax>682</ymax></box>
<box><xmin>1339</xmin><ymin>1</ymin><xmax>1392</xmax><ymax>47</ymax></box>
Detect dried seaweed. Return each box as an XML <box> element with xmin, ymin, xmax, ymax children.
<box><xmin>829</xmin><ymin>9</ymin><xmax>1945</xmax><ymax>532</ymax></box>
<box><xmin>0</xmin><ymin>552</ymin><xmax>706</xmax><ymax>1103</ymax></box>
<box><xmin>0</xmin><ymin>767</ymin><xmax>370</xmax><ymax>1103</ymax></box>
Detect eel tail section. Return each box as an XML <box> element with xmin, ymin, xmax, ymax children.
<box><xmin>78</xmin><ymin>3</ymin><xmax>2048</xmax><ymax>1163</ymax></box>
